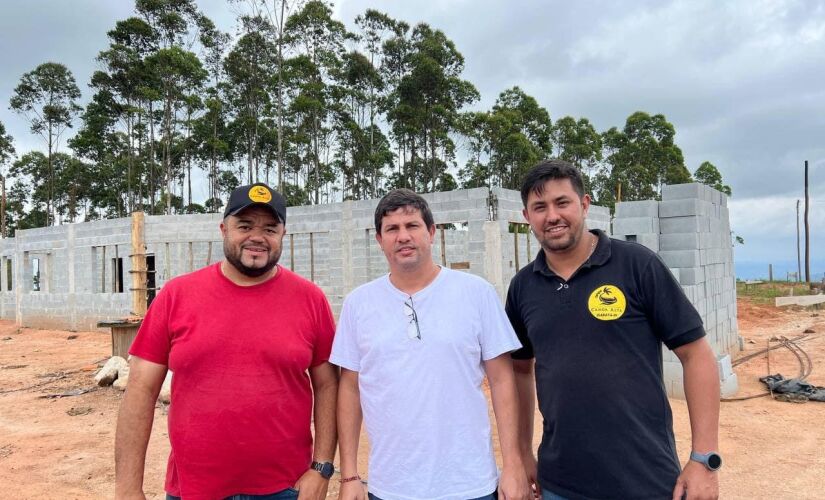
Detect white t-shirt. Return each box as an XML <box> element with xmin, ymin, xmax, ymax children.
<box><xmin>330</xmin><ymin>267</ymin><xmax>522</xmax><ymax>500</ymax></box>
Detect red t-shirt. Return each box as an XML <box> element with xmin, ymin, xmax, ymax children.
<box><xmin>130</xmin><ymin>263</ymin><xmax>335</xmax><ymax>500</ymax></box>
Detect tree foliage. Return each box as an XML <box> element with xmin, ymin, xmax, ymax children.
<box><xmin>1</xmin><ymin>4</ymin><xmax>733</xmax><ymax>232</ymax></box>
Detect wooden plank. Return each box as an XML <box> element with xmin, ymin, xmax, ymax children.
<box><xmin>130</xmin><ymin>212</ymin><xmax>147</xmax><ymax>316</ymax></box>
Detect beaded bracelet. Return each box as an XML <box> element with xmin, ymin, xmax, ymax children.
<box><xmin>339</xmin><ymin>474</ymin><xmax>361</xmax><ymax>483</ymax></box>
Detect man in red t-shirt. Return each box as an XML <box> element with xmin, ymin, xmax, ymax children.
<box><xmin>115</xmin><ymin>183</ymin><xmax>338</xmax><ymax>500</ymax></box>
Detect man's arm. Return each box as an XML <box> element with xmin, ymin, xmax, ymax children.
<box><xmin>671</xmin><ymin>337</ymin><xmax>720</xmax><ymax>500</ymax></box>
<box><xmin>512</xmin><ymin>358</ymin><xmax>538</xmax><ymax>493</ymax></box>
<box><xmin>485</xmin><ymin>355</ymin><xmax>530</xmax><ymax>500</ymax></box>
<box><xmin>295</xmin><ymin>361</ymin><xmax>339</xmax><ymax>500</ymax></box>
<box><xmin>337</xmin><ymin>368</ymin><xmax>366</xmax><ymax>500</ymax></box>
<box><xmin>115</xmin><ymin>356</ymin><xmax>168</xmax><ymax>499</ymax></box>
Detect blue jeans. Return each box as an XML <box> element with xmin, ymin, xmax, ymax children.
<box><xmin>368</xmin><ymin>493</ymin><xmax>495</xmax><ymax>500</ymax></box>
<box><xmin>541</xmin><ymin>488</ymin><xmax>570</xmax><ymax>500</ymax></box>
<box><xmin>167</xmin><ymin>487</ymin><xmax>298</xmax><ymax>500</ymax></box>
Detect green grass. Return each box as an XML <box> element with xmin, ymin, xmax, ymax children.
<box><xmin>736</xmin><ymin>281</ymin><xmax>817</xmax><ymax>304</ymax></box>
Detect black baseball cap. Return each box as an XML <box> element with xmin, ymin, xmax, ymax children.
<box><xmin>223</xmin><ymin>183</ymin><xmax>287</xmax><ymax>224</ymax></box>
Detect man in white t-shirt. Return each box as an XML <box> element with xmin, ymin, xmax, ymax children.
<box><xmin>332</xmin><ymin>189</ymin><xmax>530</xmax><ymax>500</ymax></box>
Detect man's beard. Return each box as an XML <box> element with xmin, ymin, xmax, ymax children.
<box><xmin>223</xmin><ymin>241</ymin><xmax>281</xmax><ymax>278</ymax></box>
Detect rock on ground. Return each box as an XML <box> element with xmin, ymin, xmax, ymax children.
<box><xmin>94</xmin><ymin>356</ymin><xmax>127</xmax><ymax>386</ymax></box>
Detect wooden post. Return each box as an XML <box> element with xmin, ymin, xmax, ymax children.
<box><xmin>514</xmin><ymin>225</ymin><xmax>520</xmax><ymax>270</ymax></box>
<box><xmin>440</xmin><ymin>225</ymin><xmax>446</xmax><ymax>266</ymax></box>
<box><xmin>804</xmin><ymin>160</ymin><xmax>810</xmax><ymax>284</ymax></box>
<box><xmin>131</xmin><ymin>211</ymin><xmax>148</xmax><ymax>316</ymax></box>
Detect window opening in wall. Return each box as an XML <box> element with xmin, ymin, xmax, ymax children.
<box><xmin>32</xmin><ymin>258</ymin><xmax>41</xmax><ymax>292</ymax></box>
<box><xmin>147</xmin><ymin>254</ymin><xmax>157</xmax><ymax>305</ymax></box>
<box><xmin>5</xmin><ymin>258</ymin><xmax>11</xmax><ymax>291</ymax></box>
<box><xmin>626</xmin><ymin>235</ymin><xmax>637</xmax><ymax>242</ymax></box>
<box><xmin>112</xmin><ymin>257</ymin><xmax>124</xmax><ymax>293</ymax></box>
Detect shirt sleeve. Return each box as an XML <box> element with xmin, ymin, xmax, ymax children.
<box><xmin>329</xmin><ymin>295</ymin><xmax>361</xmax><ymax>372</ymax></box>
<box><xmin>129</xmin><ymin>285</ymin><xmax>173</xmax><ymax>365</ymax></box>
<box><xmin>478</xmin><ymin>282</ymin><xmax>522</xmax><ymax>361</ymax></box>
<box><xmin>506</xmin><ymin>278</ymin><xmax>534</xmax><ymax>360</ymax></box>
<box><xmin>640</xmin><ymin>254</ymin><xmax>706</xmax><ymax>350</ymax></box>
<box><xmin>310</xmin><ymin>288</ymin><xmax>337</xmax><ymax>367</ymax></box>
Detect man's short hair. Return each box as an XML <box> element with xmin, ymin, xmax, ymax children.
<box><xmin>374</xmin><ymin>189</ymin><xmax>435</xmax><ymax>233</ymax></box>
<box><xmin>520</xmin><ymin>159</ymin><xmax>586</xmax><ymax>206</ymax></box>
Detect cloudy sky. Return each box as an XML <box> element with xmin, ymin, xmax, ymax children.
<box><xmin>0</xmin><ymin>0</ymin><xmax>823</xmax><ymax>278</ymax></box>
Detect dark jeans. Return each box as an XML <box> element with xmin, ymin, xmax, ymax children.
<box><xmin>166</xmin><ymin>487</ymin><xmax>298</xmax><ymax>500</ymax></box>
<box><xmin>368</xmin><ymin>492</ymin><xmax>496</xmax><ymax>500</ymax></box>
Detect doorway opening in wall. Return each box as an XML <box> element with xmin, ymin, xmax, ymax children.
<box><xmin>146</xmin><ymin>255</ymin><xmax>156</xmax><ymax>305</ymax></box>
<box><xmin>32</xmin><ymin>258</ymin><xmax>40</xmax><ymax>292</ymax></box>
<box><xmin>111</xmin><ymin>257</ymin><xmax>124</xmax><ymax>293</ymax></box>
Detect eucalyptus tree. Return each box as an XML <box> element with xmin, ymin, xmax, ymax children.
<box><xmin>8</xmin><ymin>152</ymin><xmax>50</xmax><ymax>228</ymax></box>
<box><xmin>9</xmin><ymin>62</ymin><xmax>82</xmax><ymax>225</ymax></box>
<box><xmin>69</xmin><ymin>78</ymin><xmax>131</xmax><ymax>218</ymax></box>
<box><xmin>223</xmin><ymin>15</ymin><xmax>278</xmax><ymax>185</ymax></box>
<box><xmin>136</xmin><ymin>0</ymin><xmax>209</xmax><ymax>213</ymax></box>
<box><xmin>230</xmin><ymin>0</ymin><xmax>306</xmax><ymax>189</ymax></box>
<box><xmin>0</xmin><ymin>122</ymin><xmax>15</xmax><ymax>236</ymax></box>
<box><xmin>197</xmin><ymin>17</ymin><xmax>231</xmax><ymax>205</ymax></box>
<box><xmin>552</xmin><ymin>116</ymin><xmax>602</xmax><ymax>192</ymax></box>
<box><xmin>386</xmin><ymin>23</ymin><xmax>478</xmax><ymax>192</ymax></box>
<box><xmin>284</xmin><ymin>0</ymin><xmax>349</xmax><ymax>203</ymax></box>
<box><xmin>94</xmin><ymin>16</ymin><xmax>157</xmax><ymax>212</ymax></box>
<box><xmin>598</xmin><ymin>111</ymin><xmax>690</xmax><ymax>208</ymax></box>
<box><xmin>457</xmin><ymin>87</ymin><xmax>550</xmax><ymax>190</ymax></box>
<box><xmin>694</xmin><ymin>161</ymin><xmax>731</xmax><ymax>196</ymax></box>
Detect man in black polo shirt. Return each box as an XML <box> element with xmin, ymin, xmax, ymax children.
<box><xmin>507</xmin><ymin>159</ymin><xmax>721</xmax><ymax>500</ymax></box>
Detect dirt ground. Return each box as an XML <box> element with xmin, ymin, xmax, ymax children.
<box><xmin>1</xmin><ymin>298</ymin><xmax>823</xmax><ymax>499</ymax></box>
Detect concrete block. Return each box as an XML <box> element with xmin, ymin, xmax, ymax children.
<box><xmin>720</xmin><ymin>373</ymin><xmax>739</xmax><ymax>398</ymax></box>
<box><xmin>615</xmin><ymin>200</ymin><xmax>659</xmax><ymax>218</ymax></box>
<box><xmin>675</xmin><ymin>267</ymin><xmax>705</xmax><ymax>285</ymax></box>
<box><xmin>659</xmin><ymin>250</ymin><xmax>700</xmax><ymax>268</ymax></box>
<box><xmin>662</xmin><ymin>183</ymin><xmax>703</xmax><ymax>201</ymax></box>
<box><xmin>659</xmin><ymin>199</ymin><xmax>713</xmax><ymax>218</ymax></box>
<box><xmin>659</xmin><ymin>216</ymin><xmax>710</xmax><ymax>234</ymax></box>
<box><xmin>660</xmin><ymin>233</ymin><xmax>700</xmax><ymax>251</ymax></box>
<box><xmin>612</xmin><ymin>217</ymin><xmax>659</xmax><ymax>235</ymax></box>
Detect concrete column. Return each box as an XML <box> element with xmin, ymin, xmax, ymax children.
<box><xmin>483</xmin><ymin>220</ymin><xmax>505</xmax><ymax>299</ymax></box>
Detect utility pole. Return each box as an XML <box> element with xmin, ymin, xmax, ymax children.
<box><xmin>804</xmin><ymin>160</ymin><xmax>810</xmax><ymax>284</ymax></box>
<box><xmin>796</xmin><ymin>199</ymin><xmax>801</xmax><ymax>283</ymax></box>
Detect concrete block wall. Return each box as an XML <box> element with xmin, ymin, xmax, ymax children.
<box><xmin>614</xmin><ymin>183</ymin><xmax>739</xmax><ymax>398</ymax></box>
<box><xmin>493</xmin><ymin>187</ymin><xmax>612</xmax><ymax>298</ymax></box>
<box><xmin>0</xmin><ymin>183</ymin><xmax>739</xmax><ymax>402</ymax></box>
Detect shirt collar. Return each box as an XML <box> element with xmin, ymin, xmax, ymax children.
<box><xmin>531</xmin><ymin>229</ymin><xmax>612</xmax><ymax>278</ymax></box>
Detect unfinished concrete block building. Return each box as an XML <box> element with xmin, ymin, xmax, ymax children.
<box><xmin>0</xmin><ymin>184</ymin><xmax>738</xmax><ymax>397</ymax></box>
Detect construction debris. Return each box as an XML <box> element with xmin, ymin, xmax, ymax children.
<box><xmin>94</xmin><ymin>356</ymin><xmax>127</xmax><ymax>387</ymax></box>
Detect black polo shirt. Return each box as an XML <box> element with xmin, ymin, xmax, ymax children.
<box><xmin>506</xmin><ymin>229</ymin><xmax>704</xmax><ymax>500</ymax></box>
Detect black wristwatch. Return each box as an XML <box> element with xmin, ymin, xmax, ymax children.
<box><xmin>311</xmin><ymin>460</ymin><xmax>335</xmax><ymax>479</ymax></box>
<box><xmin>689</xmin><ymin>451</ymin><xmax>722</xmax><ymax>471</ymax></box>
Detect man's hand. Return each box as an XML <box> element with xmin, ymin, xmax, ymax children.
<box><xmin>522</xmin><ymin>452</ymin><xmax>539</xmax><ymax>498</ymax></box>
<box><xmin>671</xmin><ymin>460</ymin><xmax>719</xmax><ymax>500</ymax></box>
<box><xmin>295</xmin><ymin>469</ymin><xmax>330</xmax><ymax>500</ymax></box>
<box><xmin>498</xmin><ymin>465</ymin><xmax>532</xmax><ymax>500</ymax></box>
<box><xmin>338</xmin><ymin>478</ymin><xmax>367</xmax><ymax>500</ymax></box>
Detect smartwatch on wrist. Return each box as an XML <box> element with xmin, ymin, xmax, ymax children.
<box><xmin>689</xmin><ymin>451</ymin><xmax>722</xmax><ymax>471</ymax></box>
<box><xmin>311</xmin><ymin>460</ymin><xmax>335</xmax><ymax>479</ymax></box>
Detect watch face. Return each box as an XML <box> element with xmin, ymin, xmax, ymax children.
<box><xmin>313</xmin><ymin>461</ymin><xmax>334</xmax><ymax>478</ymax></box>
<box><xmin>707</xmin><ymin>453</ymin><xmax>722</xmax><ymax>470</ymax></box>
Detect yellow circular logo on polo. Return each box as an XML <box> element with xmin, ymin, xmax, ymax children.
<box><xmin>248</xmin><ymin>186</ymin><xmax>272</xmax><ymax>203</ymax></box>
<box><xmin>587</xmin><ymin>285</ymin><xmax>626</xmax><ymax>320</ymax></box>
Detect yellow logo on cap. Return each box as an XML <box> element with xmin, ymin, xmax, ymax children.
<box><xmin>587</xmin><ymin>285</ymin><xmax>626</xmax><ymax>321</ymax></box>
<box><xmin>249</xmin><ymin>186</ymin><xmax>272</xmax><ymax>203</ymax></box>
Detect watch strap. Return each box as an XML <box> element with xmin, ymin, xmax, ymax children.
<box><xmin>689</xmin><ymin>451</ymin><xmax>722</xmax><ymax>471</ymax></box>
